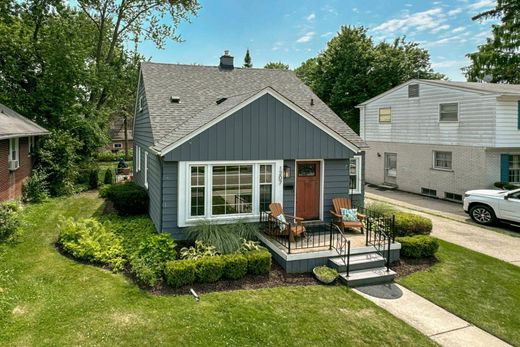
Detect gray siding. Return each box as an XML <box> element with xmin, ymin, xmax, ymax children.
<box><xmin>133</xmin><ymin>73</ymin><xmax>162</xmax><ymax>231</ymax></box>
<box><xmin>165</xmin><ymin>94</ymin><xmax>353</xmax><ymax>161</ymax></box>
<box><xmin>162</xmin><ymin>161</ymin><xmax>183</xmax><ymax>238</ymax></box>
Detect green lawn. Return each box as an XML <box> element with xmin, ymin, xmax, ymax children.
<box><xmin>398</xmin><ymin>240</ymin><xmax>520</xmax><ymax>346</ymax></box>
<box><xmin>0</xmin><ymin>193</ymin><xmax>435</xmax><ymax>346</ymax></box>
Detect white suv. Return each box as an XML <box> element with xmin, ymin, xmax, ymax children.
<box><xmin>463</xmin><ymin>188</ymin><xmax>520</xmax><ymax>226</ymax></box>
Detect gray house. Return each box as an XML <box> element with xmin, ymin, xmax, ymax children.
<box><xmin>133</xmin><ymin>52</ymin><xmax>367</xmax><ymax>238</ymax></box>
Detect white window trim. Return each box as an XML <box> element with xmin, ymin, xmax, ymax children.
<box><xmin>438</xmin><ymin>102</ymin><xmax>459</xmax><ymax>122</ymax></box>
<box><xmin>432</xmin><ymin>150</ymin><xmax>453</xmax><ymax>171</ymax></box>
<box><xmin>178</xmin><ymin>160</ymin><xmax>284</xmax><ymax>227</ymax></box>
<box><xmin>8</xmin><ymin>138</ymin><xmax>19</xmax><ymax>166</ymax></box>
<box><xmin>135</xmin><ymin>146</ymin><xmax>141</xmax><ymax>172</ymax></box>
<box><xmin>349</xmin><ymin>155</ymin><xmax>362</xmax><ymax>195</ymax></box>
<box><xmin>144</xmin><ymin>151</ymin><xmax>149</xmax><ymax>189</ymax></box>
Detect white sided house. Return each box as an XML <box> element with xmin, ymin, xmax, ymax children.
<box><xmin>357</xmin><ymin>79</ymin><xmax>520</xmax><ymax>201</ymax></box>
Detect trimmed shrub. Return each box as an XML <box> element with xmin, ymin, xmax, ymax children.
<box><xmin>57</xmin><ymin>218</ymin><xmax>125</xmax><ymax>271</ymax></box>
<box><xmin>96</xmin><ymin>150</ymin><xmax>119</xmax><ymax>162</ymax></box>
<box><xmin>195</xmin><ymin>256</ymin><xmax>224</xmax><ymax>283</ymax></box>
<box><xmin>495</xmin><ymin>181</ymin><xmax>520</xmax><ymax>190</ymax></box>
<box><xmin>365</xmin><ymin>201</ymin><xmax>398</xmax><ymax>216</ymax></box>
<box><xmin>22</xmin><ymin>169</ymin><xmax>49</xmax><ymax>203</ymax></box>
<box><xmin>0</xmin><ymin>202</ymin><xmax>22</xmax><ymax>241</ymax></box>
<box><xmin>244</xmin><ymin>249</ymin><xmax>272</xmax><ymax>275</ymax></box>
<box><xmin>394</xmin><ymin>212</ymin><xmax>432</xmax><ymax>237</ymax></box>
<box><xmin>104</xmin><ymin>168</ymin><xmax>114</xmax><ymax>185</ymax></box>
<box><xmin>88</xmin><ymin>168</ymin><xmax>99</xmax><ymax>189</ymax></box>
<box><xmin>103</xmin><ymin>182</ymin><xmax>149</xmax><ymax>215</ymax></box>
<box><xmin>164</xmin><ymin>260</ymin><xmax>196</xmax><ymax>288</ymax></box>
<box><xmin>129</xmin><ymin>233</ymin><xmax>177</xmax><ymax>286</ymax></box>
<box><xmin>99</xmin><ymin>184</ymin><xmax>111</xmax><ymax>198</ymax></box>
<box><xmin>222</xmin><ymin>254</ymin><xmax>248</xmax><ymax>280</ymax></box>
<box><xmin>397</xmin><ymin>235</ymin><xmax>439</xmax><ymax>258</ymax></box>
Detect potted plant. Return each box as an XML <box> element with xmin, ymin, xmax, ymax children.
<box><xmin>313</xmin><ymin>266</ymin><xmax>339</xmax><ymax>284</ymax></box>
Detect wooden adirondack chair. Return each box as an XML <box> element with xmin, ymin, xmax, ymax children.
<box><xmin>267</xmin><ymin>203</ymin><xmax>306</xmax><ymax>242</ymax></box>
<box><xmin>329</xmin><ymin>198</ymin><xmax>365</xmax><ymax>234</ymax></box>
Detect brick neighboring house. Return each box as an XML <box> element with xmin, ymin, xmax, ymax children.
<box><xmin>0</xmin><ymin>103</ymin><xmax>49</xmax><ymax>201</ymax></box>
<box><xmin>106</xmin><ymin>117</ymin><xmax>133</xmax><ymax>153</ymax></box>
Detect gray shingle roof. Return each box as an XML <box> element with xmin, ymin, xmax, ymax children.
<box><xmin>140</xmin><ymin>62</ymin><xmax>367</xmax><ymax>153</ymax></box>
<box><xmin>0</xmin><ymin>103</ymin><xmax>49</xmax><ymax>140</ymax></box>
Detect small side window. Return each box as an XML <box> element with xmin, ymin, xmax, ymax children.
<box><xmin>378</xmin><ymin>108</ymin><xmax>391</xmax><ymax>123</ymax></box>
<box><xmin>439</xmin><ymin>103</ymin><xmax>458</xmax><ymax>122</ymax></box>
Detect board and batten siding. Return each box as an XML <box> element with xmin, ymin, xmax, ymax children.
<box><xmin>360</xmin><ymin>82</ymin><xmax>498</xmax><ymax>147</ymax></box>
<box><xmin>495</xmin><ymin>97</ymin><xmax>520</xmax><ymax>148</ymax></box>
<box><xmin>164</xmin><ymin>94</ymin><xmax>353</xmax><ymax>161</ymax></box>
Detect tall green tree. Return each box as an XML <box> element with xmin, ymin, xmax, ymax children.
<box><xmin>0</xmin><ymin>0</ymin><xmax>199</xmax><ymax>195</ymax></box>
<box><xmin>295</xmin><ymin>26</ymin><xmax>443</xmax><ymax>133</ymax></box>
<box><xmin>243</xmin><ymin>48</ymin><xmax>252</xmax><ymax>68</ymax></box>
<box><xmin>464</xmin><ymin>0</ymin><xmax>520</xmax><ymax>83</ymax></box>
<box><xmin>264</xmin><ymin>61</ymin><xmax>289</xmax><ymax>70</ymax></box>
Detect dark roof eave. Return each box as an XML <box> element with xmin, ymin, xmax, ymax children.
<box><xmin>0</xmin><ymin>131</ymin><xmax>50</xmax><ymax>140</ymax></box>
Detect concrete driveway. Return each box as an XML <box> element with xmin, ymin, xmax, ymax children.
<box><xmin>366</xmin><ymin>186</ymin><xmax>520</xmax><ymax>266</ymax></box>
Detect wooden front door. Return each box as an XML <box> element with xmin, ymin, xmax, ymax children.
<box><xmin>296</xmin><ymin>161</ymin><xmax>321</xmax><ymax>220</ymax></box>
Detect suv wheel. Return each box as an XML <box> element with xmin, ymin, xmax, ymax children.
<box><xmin>469</xmin><ymin>205</ymin><xmax>496</xmax><ymax>225</ymax></box>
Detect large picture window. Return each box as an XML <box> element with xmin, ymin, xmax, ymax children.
<box><xmin>181</xmin><ymin>161</ymin><xmax>282</xmax><ymax>225</ymax></box>
<box><xmin>212</xmin><ymin>165</ymin><xmax>253</xmax><ymax>215</ymax></box>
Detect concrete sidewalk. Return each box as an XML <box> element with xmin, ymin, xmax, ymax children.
<box><xmin>355</xmin><ymin>284</ymin><xmax>511</xmax><ymax>347</ymax></box>
<box><xmin>366</xmin><ymin>188</ymin><xmax>520</xmax><ymax>266</ymax></box>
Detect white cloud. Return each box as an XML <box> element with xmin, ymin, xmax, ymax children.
<box><xmin>306</xmin><ymin>13</ymin><xmax>316</xmax><ymax>22</ymax></box>
<box><xmin>432</xmin><ymin>24</ymin><xmax>450</xmax><ymax>33</ymax></box>
<box><xmin>352</xmin><ymin>7</ymin><xmax>359</xmax><ymax>13</ymax></box>
<box><xmin>452</xmin><ymin>26</ymin><xmax>466</xmax><ymax>33</ymax></box>
<box><xmin>431</xmin><ymin>59</ymin><xmax>467</xmax><ymax>68</ymax></box>
<box><xmin>296</xmin><ymin>32</ymin><xmax>315</xmax><ymax>43</ymax></box>
<box><xmin>271</xmin><ymin>41</ymin><xmax>284</xmax><ymax>51</ymax></box>
<box><xmin>468</xmin><ymin>0</ymin><xmax>495</xmax><ymax>11</ymax></box>
<box><xmin>321</xmin><ymin>32</ymin><xmax>334</xmax><ymax>38</ymax></box>
<box><xmin>322</xmin><ymin>5</ymin><xmax>338</xmax><ymax>16</ymax></box>
<box><xmin>448</xmin><ymin>8</ymin><xmax>463</xmax><ymax>16</ymax></box>
<box><xmin>373</xmin><ymin>8</ymin><xmax>447</xmax><ymax>36</ymax></box>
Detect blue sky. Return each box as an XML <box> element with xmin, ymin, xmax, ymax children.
<box><xmin>140</xmin><ymin>0</ymin><xmax>497</xmax><ymax>81</ymax></box>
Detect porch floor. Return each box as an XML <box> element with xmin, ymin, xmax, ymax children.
<box><xmin>261</xmin><ymin>222</ymin><xmax>367</xmax><ymax>254</ymax></box>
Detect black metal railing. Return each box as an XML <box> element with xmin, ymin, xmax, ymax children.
<box><xmin>260</xmin><ymin>211</ymin><xmax>340</xmax><ymax>254</ymax></box>
<box><xmin>329</xmin><ymin>222</ymin><xmax>351</xmax><ymax>277</ymax></box>
<box><xmin>360</xmin><ymin>207</ymin><xmax>395</xmax><ymax>272</ymax></box>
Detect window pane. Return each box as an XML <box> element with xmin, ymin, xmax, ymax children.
<box><xmin>211</xmin><ymin>164</ymin><xmax>253</xmax><ymax>215</ymax></box>
<box><xmin>349</xmin><ymin>158</ymin><xmax>357</xmax><ymax>190</ymax></box>
<box><xmin>190</xmin><ymin>166</ymin><xmax>205</xmax><ymax>217</ymax></box>
<box><xmin>510</xmin><ymin>155</ymin><xmax>520</xmax><ymax>183</ymax></box>
<box><xmin>434</xmin><ymin>152</ymin><xmax>452</xmax><ymax>169</ymax></box>
<box><xmin>298</xmin><ymin>164</ymin><xmax>316</xmax><ymax>176</ymax></box>
<box><xmin>379</xmin><ymin>108</ymin><xmax>391</xmax><ymax>122</ymax></box>
<box><xmin>260</xmin><ymin>184</ymin><xmax>272</xmax><ymax>212</ymax></box>
<box><xmin>440</xmin><ymin>103</ymin><xmax>458</xmax><ymax>121</ymax></box>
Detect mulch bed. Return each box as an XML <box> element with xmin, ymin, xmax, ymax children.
<box><xmin>391</xmin><ymin>256</ymin><xmax>437</xmax><ymax>278</ymax></box>
<box><xmin>152</xmin><ymin>262</ymin><xmax>319</xmax><ymax>296</ymax></box>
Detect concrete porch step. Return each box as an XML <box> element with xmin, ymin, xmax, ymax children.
<box><xmin>328</xmin><ymin>253</ymin><xmax>386</xmax><ymax>272</ymax></box>
<box><xmin>339</xmin><ymin>267</ymin><xmax>396</xmax><ymax>287</ymax></box>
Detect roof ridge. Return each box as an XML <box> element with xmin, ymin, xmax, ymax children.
<box><xmin>141</xmin><ymin>61</ymin><xmax>295</xmax><ymax>72</ymax></box>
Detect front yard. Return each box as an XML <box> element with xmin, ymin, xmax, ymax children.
<box><xmin>398</xmin><ymin>239</ymin><xmax>520</xmax><ymax>346</ymax></box>
<box><xmin>0</xmin><ymin>193</ymin><xmax>435</xmax><ymax>346</ymax></box>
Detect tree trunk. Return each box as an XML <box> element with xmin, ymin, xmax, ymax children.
<box><xmin>124</xmin><ymin>116</ymin><xmax>129</xmax><ymax>161</ymax></box>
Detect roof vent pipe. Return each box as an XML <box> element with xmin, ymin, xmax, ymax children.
<box><xmin>219</xmin><ymin>50</ymin><xmax>234</xmax><ymax>70</ymax></box>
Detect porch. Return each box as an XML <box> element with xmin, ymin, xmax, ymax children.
<box><xmin>257</xmin><ymin>210</ymin><xmax>401</xmax><ymax>286</ymax></box>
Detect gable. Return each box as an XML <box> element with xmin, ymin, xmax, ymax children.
<box><xmin>164</xmin><ymin>93</ymin><xmax>355</xmax><ymax>161</ymax></box>
<box><xmin>133</xmin><ymin>72</ymin><xmax>155</xmax><ymax>147</ymax></box>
